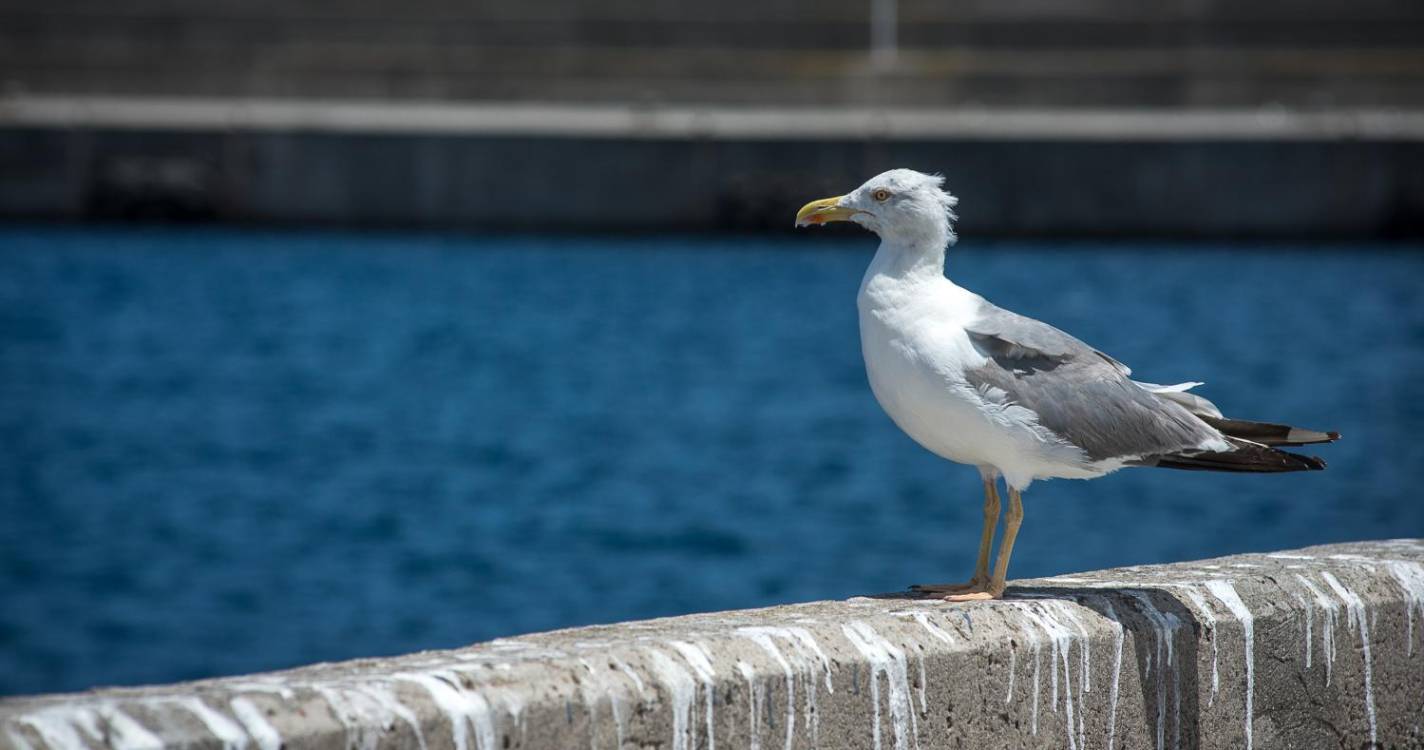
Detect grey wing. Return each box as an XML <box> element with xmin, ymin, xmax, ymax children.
<box><xmin>966</xmin><ymin>303</ymin><xmax>1132</xmax><ymax>375</ymax></box>
<box><xmin>964</xmin><ymin>303</ymin><xmax>1222</xmax><ymax>462</ymax></box>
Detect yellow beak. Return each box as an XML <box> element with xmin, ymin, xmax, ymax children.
<box><xmin>795</xmin><ymin>195</ymin><xmax>856</xmax><ymax>227</ymax></box>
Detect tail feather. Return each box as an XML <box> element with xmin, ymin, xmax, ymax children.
<box><xmin>1139</xmin><ymin>438</ymin><xmax>1327</xmax><ymax>473</ymax></box>
<box><xmin>1199</xmin><ymin>415</ymin><xmax>1341</xmax><ymax>447</ymax></box>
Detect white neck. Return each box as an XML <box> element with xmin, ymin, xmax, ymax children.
<box><xmin>863</xmin><ymin>236</ymin><xmax>948</xmax><ymax>287</ymax></box>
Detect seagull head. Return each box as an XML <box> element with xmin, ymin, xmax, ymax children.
<box><xmin>795</xmin><ymin>169</ymin><xmax>959</xmax><ymax>247</ymax></box>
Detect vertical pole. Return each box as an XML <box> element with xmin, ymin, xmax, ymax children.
<box><xmin>870</xmin><ymin>0</ymin><xmax>898</xmax><ymax>70</ymax></box>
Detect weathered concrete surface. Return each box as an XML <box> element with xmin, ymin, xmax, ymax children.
<box><xmin>3</xmin><ymin>540</ymin><xmax>1423</xmax><ymax>750</ymax></box>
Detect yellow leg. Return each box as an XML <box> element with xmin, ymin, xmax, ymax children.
<box><xmin>971</xmin><ymin>477</ymin><xmax>1001</xmax><ymax>586</ymax></box>
<box><xmin>912</xmin><ymin>475</ymin><xmax>1000</xmax><ymax>594</ymax></box>
<box><xmin>945</xmin><ymin>486</ymin><xmax>1023</xmax><ymax>602</ymax></box>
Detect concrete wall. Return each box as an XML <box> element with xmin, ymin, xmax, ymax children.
<box><xmin>3</xmin><ymin>99</ymin><xmax>1424</xmax><ymax>237</ymax></box>
<box><xmin>2</xmin><ymin>539</ymin><xmax>1423</xmax><ymax>750</ymax></box>
<box><xmin>3</xmin><ymin>0</ymin><xmax>1423</xmax><ymax>107</ymax></box>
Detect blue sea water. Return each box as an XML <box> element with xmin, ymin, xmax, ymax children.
<box><xmin>1</xmin><ymin>226</ymin><xmax>1422</xmax><ymax>697</ymax></box>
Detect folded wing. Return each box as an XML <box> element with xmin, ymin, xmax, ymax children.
<box><xmin>963</xmin><ymin>302</ymin><xmax>1336</xmax><ymax>471</ymax></box>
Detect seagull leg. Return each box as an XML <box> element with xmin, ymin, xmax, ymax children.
<box><xmin>911</xmin><ymin>472</ymin><xmax>1000</xmax><ymax>594</ymax></box>
<box><xmin>944</xmin><ymin>485</ymin><xmax>1023</xmax><ymax>602</ymax></box>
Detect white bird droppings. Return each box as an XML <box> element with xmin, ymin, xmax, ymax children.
<box><xmin>1015</xmin><ymin>602</ymin><xmax>1087</xmax><ymax>750</ymax></box>
<box><xmin>1320</xmin><ymin>572</ymin><xmax>1377</xmax><ymax>746</ymax></box>
<box><xmin>16</xmin><ymin>707</ymin><xmax>101</xmax><ymax>750</ymax></box>
<box><xmin>647</xmin><ymin>650</ymin><xmax>699</xmax><ymax>750</ymax></box>
<box><xmin>396</xmin><ymin>672</ymin><xmax>497</xmax><ymax>750</ymax></box>
<box><xmin>1087</xmin><ymin>596</ymin><xmax>1126</xmax><ymax>750</ymax></box>
<box><xmin>841</xmin><ymin>621</ymin><xmax>917</xmax><ymax>750</ymax></box>
<box><xmin>1124</xmin><ymin>591</ymin><xmax>1182</xmax><ymax>750</ymax></box>
<box><xmin>165</xmin><ymin>697</ymin><xmax>250</xmax><ymax>750</ymax></box>
<box><xmin>736</xmin><ymin>661</ymin><xmax>763</xmax><ymax>750</ymax></box>
<box><xmin>910</xmin><ymin>612</ymin><xmax>955</xmax><ymax>647</ymax></box>
<box><xmin>1386</xmin><ymin>560</ymin><xmax>1424</xmax><ymax>655</ymax></box>
<box><xmin>315</xmin><ymin>683</ymin><xmax>427</xmax><ymax>750</ymax></box>
<box><xmin>737</xmin><ymin>629</ymin><xmax>796</xmax><ymax>750</ymax></box>
<box><xmin>669</xmin><ymin>641</ymin><xmax>717</xmax><ymax>750</ymax></box>
<box><xmin>93</xmin><ymin>706</ymin><xmax>163</xmax><ymax>750</ymax></box>
<box><xmin>229</xmin><ymin>698</ymin><xmax>283</xmax><ymax>750</ymax></box>
<box><xmin>1204</xmin><ymin>580</ymin><xmax>1253</xmax><ymax>750</ymax></box>
<box><xmin>1296</xmin><ymin>573</ymin><xmax>1340</xmax><ymax>685</ymax></box>
<box><xmin>1169</xmin><ymin>585</ymin><xmax>1220</xmax><ymax>705</ymax></box>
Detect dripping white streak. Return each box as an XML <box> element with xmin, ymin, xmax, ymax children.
<box><xmin>910</xmin><ymin>613</ymin><xmax>955</xmax><ymax>647</ymax></box>
<box><xmin>906</xmin><ymin>613</ymin><xmax>950</xmax><ymax>716</ymax></box>
<box><xmin>647</xmin><ymin>650</ymin><xmax>698</xmax><ymax>750</ymax></box>
<box><xmin>737</xmin><ymin>629</ymin><xmax>795</xmax><ymax>750</ymax></box>
<box><xmin>915</xmin><ymin>655</ymin><xmax>928</xmax><ymax>715</ymax></box>
<box><xmin>1125</xmin><ymin>591</ymin><xmax>1181</xmax><ymax>750</ymax></box>
<box><xmin>782</xmin><ymin>627</ymin><xmax>833</xmax><ymax>747</ymax></box>
<box><xmin>736</xmin><ymin>627</ymin><xmax>832</xmax><ymax>748</ymax></box>
<box><xmin>841</xmin><ymin>621</ymin><xmax>917</xmax><ymax>750</ymax></box>
<box><xmin>669</xmin><ymin>641</ymin><xmax>717</xmax><ymax>750</ymax></box>
<box><xmin>1029</xmin><ymin>626</ymin><xmax>1043</xmax><ymax>735</ymax></box>
<box><xmin>1386</xmin><ymin>560</ymin><xmax>1424</xmax><ymax>655</ymax></box>
<box><xmin>736</xmin><ymin>662</ymin><xmax>762</xmax><ymax>750</ymax></box>
<box><xmin>575</xmin><ymin>660</ymin><xmax>600</xmax><ymax>750</ymax></box>
<box><xmin>1321</xmin><ymin>572</ymin><xmax>1377</xmax><ymax>746</ymax></box>
<box><xmin>355</xmin><ymin>684</ymin><xmax>429</xmax><ymax>750</ymax></box>
<box><xmin>611</xmin><ymin>655</ymin><xmax>647</xmax><ymax>698</ymax></box>
<box><xmin>230</xmin><ymin>698</ymin><xmax>282</xmax><ymax>750</ymax></box>
<box><xmin>1019</xmin><ymin>604</ymin><xmax>1080</xmax><ymax>750</ymax></box>
<box><xmin>92</xmin><ymin>706</ymin><xmax>163</xmax><ymax>750</ymax></box>
<box><xmin>1285</xmin><ymin>587</ymin><xmax>1313</xmax><ymax>668</ymax></box>
<box><xmin>17</xmin><ymin>707</ymin><xmax>101</xmax><ymax>750</ymax></box>
<box><xmin>1296</xmin><ymin>574</ymin><xmax>1339</xmax><ymax>685</ymax></box>
<box><xmin>1055</xmin><ymin>601</ymin><xmax>1092</xmax><ymax>750</ymax></box>
<box><xmin>1171</xmin><ymin>586</ymin><xmax>1220</xmax><ymax>706</ymax></box>
<box><xmin>1093</xmin><ymin>596</ymin><xmax>1126</xmax><ymax>750</ymax></box>
<box><xmin>785</xmin><ymin>628</ymin><xmax>836</xmax><ymax>692</ymax></box>
<box><xmin>1204</xmin><ymin>580</ymin><xmax>1254</xmax><ymax>750</ymax></box>
<box><xmin>317</xmin><ymin>684</ymin><xmax>417</xmax><ymax>750</ymax></box>
<box><xmin>162</xmin><ymin>697</ymin><xmax>249</xmax><ymax>750</ymax></box>
<box><xmin>579</xmin><ymin>658</ymin><xmax>626</xmax><ymax>750</ymax></box>
<box><xmin>4</xmin><ymin>727</ymin><xmax>37</xmax><ymax>750</ymax></box>
<box><xmin>396</xmin><ymin>672</ymin><xmax>497</xmax><ymax>750</ymax></box>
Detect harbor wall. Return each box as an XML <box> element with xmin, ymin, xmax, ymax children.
<box><xmin>3</xmin><ymin>99</ymin><xmax>1424</xmax><ymax>238</ymax></box>
<box><xmin>3</xmin><ymin>539</ymin><xmax>1423</xmax><ymax>750</ymax></box>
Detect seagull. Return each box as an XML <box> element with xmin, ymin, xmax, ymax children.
<box><xmin>795</xmin><ymin>169</ymin><xmax>1339</xmax><ymax>601</ymax></box>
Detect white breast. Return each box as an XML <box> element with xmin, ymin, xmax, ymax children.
<box><xmin>856</xmin><ymin>258</ymin><xmax>1092</xmax><ymax>488</ymax></box>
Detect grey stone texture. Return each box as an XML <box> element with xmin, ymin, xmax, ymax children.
<box><xmin>3</xmin><ymin>539</ymin><xmax>1423</xmax><ymax>750</ymax></box>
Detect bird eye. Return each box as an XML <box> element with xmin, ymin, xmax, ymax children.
<box><xmin>872</xmin><ymin>189</ymin><xmax>891</xmax><ymax>202</ymax></box>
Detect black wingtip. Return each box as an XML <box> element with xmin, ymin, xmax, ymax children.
<box><xmin>1326</xmin><ymin>431</ymin><xmax>1342</xmax><ymax>441</ymax></box>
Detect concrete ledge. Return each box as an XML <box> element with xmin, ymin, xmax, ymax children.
<box><xmin>3</xmin><ymin>540</ymin><xmax>1423</xmax><ymax>750</ymax></box>
<box><xmin>5</xmin><ymin>96</ymin><xmax>1424</xmax><ymax>141</ymax></box>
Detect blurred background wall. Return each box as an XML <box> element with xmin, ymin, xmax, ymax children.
<box><xmin>1</xmin><ymin>0</ymin><xmax>1423</xmax><ymax>236</ymax></box>
<box><xmin>3</xmin><ymin>0</ymin><xmax>1424</xmax><ymax>107</ymax></box>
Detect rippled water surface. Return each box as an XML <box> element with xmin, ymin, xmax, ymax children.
<box><xmin>2</xmin><ymin>226</ymin><xmax>1422</xmax><ymax>695</ymax></box>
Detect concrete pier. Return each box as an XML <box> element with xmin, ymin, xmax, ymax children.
<box><xmin>3</xmin><ymin>539</ymin><xmax>1423</xmax><ymax>749</ymax></box>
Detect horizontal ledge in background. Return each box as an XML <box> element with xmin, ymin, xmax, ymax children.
<box><xmin>4</xmin><ymin>96</ymin><xmax>1424</xmax><ymax>141</ymax></box>
<box><xmin>2</xmin><ymin>539</ymin><xmax>1423</xmax><ymax>749</ymax></box>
